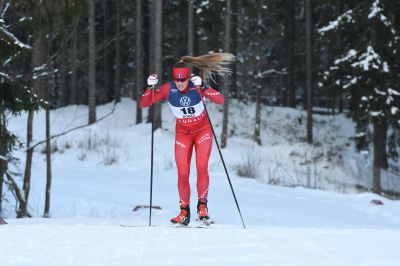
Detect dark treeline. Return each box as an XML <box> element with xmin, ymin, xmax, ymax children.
<box><xmin>3</xmin><ymin>0</ymin><xmax>363</xmax><ymax>107</ymax></box>
<box><xmin>1</xmin><ymin>0</ymin><xmax>400</xmax><ymax>217</ymax></box>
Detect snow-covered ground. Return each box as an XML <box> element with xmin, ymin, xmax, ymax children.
<box><xmin>1</xmin><ymin>98</ymin><xmax>400</xmax><ymax>266</ymax></box>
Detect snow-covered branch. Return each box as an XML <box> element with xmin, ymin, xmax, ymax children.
<box><xmin>335</xmin><ymin>47</ymin><xmax>390</xmax><ymax>73</ymax></box>
<box><xmin>0</xmin><ymin>26</ymin><xmax>32</xmax><ymax>49</ymax></box>
<box><xmin>1</xmin><ymin>3</ymin><xmax>10</xmax><ymax>19</ymax></box>
<box><xmin>334</xmin><ymin>49</ymin><xmax>357</xmax><ymax>65</ymax></box>
<box><xmin>342</xmin><ymin>77</ymin><xmax>358</xmax><ymax>89</ymax></box>
<box><xmin>388</xmin><ymin>89</ymin><xmax>400</xmax><ymax>96</ymax></box>
<box><xmin>318</xmin><ymin>10</ymin><xmax>354</xmax><ymax>34</ymax></box>
<box><xmin>0</xmin><ymin>71</ymin><xmax>10</xmax><ymax>79</ymax></box>
<box><xmin>368</xmin><ymin>0</ymin><xmax>383</xmax><ymax>18</ymax></box>
<box><xmin>351</xmin><ymin>46</ymin><xmax>389</xmax><ymax>72</ymax></box>
<box><xmin>260</xmin><ymin>69</ymin><xmax>287</xmax><ymax>78</ymax></box>
<box><xmin>368</xmin><ymin>0</ymin><xmax>396</xmax><ymax>34</ymax></box>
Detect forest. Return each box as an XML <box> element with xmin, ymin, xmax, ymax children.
<box><xmin>1</xmin><ymin>0</ymin><xmax>400</xmax><ymax>219</ymax></box>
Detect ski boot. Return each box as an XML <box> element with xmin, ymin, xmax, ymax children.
<box><xmin>197</xmin><ymin>200</ymin><xmax>210</xmax><ymax>221</ymax></box>
<box><xmin>170</xmin><ymin>204</ymin><xmax>190</xmax><ymax>226</ymax></box>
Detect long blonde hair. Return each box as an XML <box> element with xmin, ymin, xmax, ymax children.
<box><xmin>178</xmin><ymin>53</ymin><xmax>235</xmax><ymax>83</ymax></box>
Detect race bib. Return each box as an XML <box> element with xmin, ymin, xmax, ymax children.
<box><xmin>169</xmin><ymin>100</ymin><xmax>204</xmax><ymax>119</ymax></box>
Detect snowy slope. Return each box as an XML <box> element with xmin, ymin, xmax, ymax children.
<box><xmin>2</xmin><ymin>218</ymin><xmax>400</xmax><ymax>266</ymax></box>
<box><xmin>1</xmin><ymin>98</ymin><xmax>400</xmax><ymax>266</ymax></box>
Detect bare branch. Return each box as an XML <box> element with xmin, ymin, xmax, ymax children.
<box><xmin>1</xmin><ymin>2</ymin><xmax>10</xmax><ymax>19</ymax></box>
<box><xmin>26</xmin><ymin>101</ymin><xmax>118</xmax><ymax>152</ymax></box>
<box><xmin>4</xmin><ymin>171</ymin><xmax>32</xmax><ymax>217</ymax></box>
<box><xmin>260</xmin><ymin>68</ymin><xmax>287</xmax><ymax>78</ymax></box>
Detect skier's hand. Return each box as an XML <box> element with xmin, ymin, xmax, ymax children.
<box><xmin>190</xmin><ymin>75</ymin><xmax>202</xmax><ymax>86</ymax></box>
<box><xmin>147</xmin><ymin>74</ymin><xmax>158</xmax><ymax>87</ymax></box>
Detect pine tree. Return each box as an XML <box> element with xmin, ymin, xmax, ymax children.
<box><xmin>0</xmin><ymin>1</ymin><xmax>47</xmax><ymax>217</ymax></box>
<box><xmin>1</xmin><ymin>0</ymin><xmax>79</xmax><ymax>217</ymax></box>
<box><xmin>320</xmin><ymin>0</ymin><xmax>400</xmax><ymax>194</ymax></box>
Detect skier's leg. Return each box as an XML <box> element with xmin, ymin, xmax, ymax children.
<box><xmin>194</xmin><ymin>128</ymin><xmax>213</xmax><ymax>202</ymax></box>
<box><xmin>172</xmin><ymin>132</ymin><xmax>194</xmax><ymax>225</ymax></box>
<box><xmin>194</xmin><ymin>128</ymin><xmax>213</xmax><ymax>221</ymax></box>
<box><xmin>175</xmin><ymin>131</ymin><xmax>194</xmax><ymax>205</ymax></box>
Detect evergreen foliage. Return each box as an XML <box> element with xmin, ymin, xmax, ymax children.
<box><xmin>1</xmin><ymin>0</ymin><xmax>399</xmax><ymax>200</ymax></box>
<box><xmin>320</xmin><ymin>0</ymin><xmax>400</xmax><ymax>160</ymax></box>
<box><xmin>1</xmin><ymin>2</ymin><xmax>46</xmax><ymax>202</ymax></box>
<box><xmin>1</xmin><ymin>6</ymin><xmax>46</xmax><ymax>155</ymax></box>
<box><xmin>0</xmin><ymin>73</ymin><xmax>45</xmax><ymax>151</ymax></box>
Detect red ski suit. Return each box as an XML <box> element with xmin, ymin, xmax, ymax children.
<box><xmin>140</xmin><ymin>81</ymin><xmax>224</xmax><ymax>205</ymax></box>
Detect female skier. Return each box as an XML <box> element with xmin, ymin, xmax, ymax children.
<box><xmin>140</xmin><ymin>53</ymin><xmax>234</xmax><ymax>225</ymax></box>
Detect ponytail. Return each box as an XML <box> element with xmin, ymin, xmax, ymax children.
<box><xmin>179</xmin><ymin>53</ymin><xmax>235</xmax><ymax>83</ymax></box>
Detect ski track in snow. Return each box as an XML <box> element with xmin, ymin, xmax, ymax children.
<box><xmin>2</xmin><ymin>98</ymin><xmax>400</xmax><ymax>266</ymax></box>
<box><xmin>1</xmin><ymin>220</ymin><xmax>400</xmax><ymax>266</ymax></box>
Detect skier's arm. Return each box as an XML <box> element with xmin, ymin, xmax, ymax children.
<box><xmin>190</xmin><ymin>75</ymin><xmax>224</xmax><ymax>105</ymax></box>
<box><xmin>140</xmin><ymin>75</ymin><xmax>169</xmax><ymax>108</ymax></box>
<box><xmin>201</xmin><ymin>85</ymin><xmax>224</xmax><ymax>105</ymax></box>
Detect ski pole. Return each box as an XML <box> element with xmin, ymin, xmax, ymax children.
<box><xmin>196</xmin><ymin>86</ymin><xmax>246</xmax><ymax>229</ymax></box>
<box><xmin>149</xmin><ymin>86</ymin><xmax>155</xmax><ymax>226</ymax></box>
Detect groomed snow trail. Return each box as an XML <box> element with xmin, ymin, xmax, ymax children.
<box><xmin>1</xmin><ymin>218</ymin><xmax>400</xmax><ymax>266</ymax></box>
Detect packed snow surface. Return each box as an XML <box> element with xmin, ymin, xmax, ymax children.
<box><xmin>1</xmin><ymin>98</ymin><xmax>400</xmax><ymax>266</ymax></box>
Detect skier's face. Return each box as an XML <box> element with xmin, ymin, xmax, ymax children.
<box><xmin>174</xmin><ymin>78</ymin><xmax>189</xmax><ymax>91</ymax></box>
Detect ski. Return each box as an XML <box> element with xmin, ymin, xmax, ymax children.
<box><xmin>169</xmin><ymin>219</ymin><xmax>214</xmax><ymax>228</ymax></box>
<box><xmin>120</xmin><ymin>225</ymin><xmax>146</xmax><ymax>228</ymax></box>
<box><xmin>120</xmin><ymin>221</ymin><xmax>214</xmax><ymax>229</ymax></box>
<box><xmin>168</xmin><ymin>224</ymin><xmax>211</xmax><ymax>229</ymax></box>
<box><xmin>119</xmin><ymin>225</ymin><xmax>211</xmax><ymax>229</ymax></box>
<box><xmin>196</xmin><ymin>218</ymin><xmax>214</xmax><ymax>226</ymax></box>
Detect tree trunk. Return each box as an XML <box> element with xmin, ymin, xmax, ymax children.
<box><xmin>147</xmin><ymin>0</ymin><xmax>155</xmax><ymax>124</ymax></box>
<box><xmin>231</xmin><ymin>0</ymin><xmax>238</xmax><ymax>99</ymax></box>
<box><xmin>69</xmin><ymin>25</ymin><xmax>79</xmax><ymax>105</ymax></box>
<box><xmin>0</xmin><ymin>169</ymin><xmax>3</xmax><ymax>217</ymax></box>
<box><xmin>305</xmin><ymin>0</ymin><xmax>313</xmax><ymax>145</ymax></box>
<box><xmin>43</xmin><ymin>31</ymin><xmax>53</xmax><ymax>216</ymax></box>
<box><xmin>337</xmin><ymin>0</ymin><xmax>344</xmax><ymax>113</ymax></box>
<box><xmin>254</xmin><ymin>80</ymin><xmax>262</xmax><ymax>145</ymax></box>
<box><xmin>43</xmin><ymin>84</ymin><xmax>52</xmax><ymax>218</ymax></box>
<box><xmin>59</xmin><ymin>46</ymin><xmax>69</xmax><ymax>107</ymax></box>
<box><xmin>18</xmin><ymin>110</ymin><xmax>34</xmax><ymax>218</ymax></box>
<box><xmin>102</xmin><ymin>0</ymin><xmax>109</xmax><ymax>104</ymax></box>
<box><xmin>286</xmin><ymin>0</ymin><xmax>295</xmax><ymax>107</ymax></box>
<box><xmin>152</xmin><ymin>0</ymin><xmax>163</xmax><ymax>130</ymax></box>
<box><xmin>135</xmin><ymin>0</ymin><xmax>143</xmax><ymax>124</ymax></box>
<box><xmin>395</xmin><ymin>1</ymin><xmax>400</xmax><ymax>29</ymax></box>
<box><xmin>88</xmin><ymin>0</ymin><xmax>97</xmax><ymax>124</ymax></box>
<box><xmin>114</xmin><ymin>0</ymin><xmax>122</xmax><ymax>102</ymax></box>
<box><xmin>18</xmin><ymin>34</ymin><xmax>46</xmax><ymax>218</ymax></box>
<box><xmin>188</xmin><ymin>0</ymin><xmax>194</xmax><ymax>56</ymax></box>
<box><xmin>372</xmin><ymin>118</ymin><xmax>388</xmax><ymax>194</ymax></box>
<box><xmin>221</xmin><ymin>0</ymin><xmax>232</xmax><ymax>148</ymax></box>
<box><xmin>0</xmin><ymin>109</ymin><xmax>6</xmax><ymax>217</ymax></box>
<box><xmin>254</xmin><ymin>3</ymin><xmax>262</xmax><ymax>145</ymax></box>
